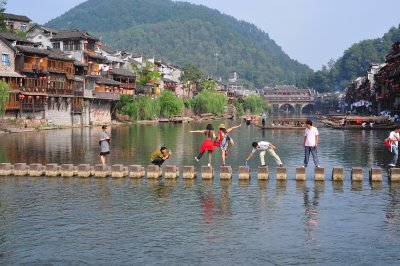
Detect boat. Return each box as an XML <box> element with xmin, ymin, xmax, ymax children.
<box><xmin>320</xmin><ymin>115</ymin><xmax>399</xmax><ymax>130</ymax></box>
<box><xmin>254</xmin><ymin>118</ymin><xmax>308</xmax><ymax>130</ymax></box>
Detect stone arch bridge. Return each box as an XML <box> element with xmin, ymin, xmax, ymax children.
<box><xmin>262</xmin><ymin>86</ymin><xmax>316</xmax><ymax>114</ymax></box>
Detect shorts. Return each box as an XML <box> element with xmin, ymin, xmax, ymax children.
<box><xmin>200</xmin><ymin>139</ymin><xmax>214</xmax><ymax>152</ymax></box>
<box><xmin>100</xmin><ymin>151</ymin><xmax>110</xmax><ymax>156</ymax></box>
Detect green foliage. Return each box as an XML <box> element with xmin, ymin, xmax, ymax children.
<box><xmin>233</xmin><ymin>99</ymin><xmax>244</xmax><ymax>116</ymax></box>
<box><xmin>183</xmin><ymin>98</ymin><xmax>194</xmax><ymax>108</ymax></box>
<box><xmin>158</xmin><ymin>90</ymin><xmax>183</xmax><ymax>117</ymax></box>
<box><xmin>192</xmin><ymin>90</ymin><xmax>227</xmax><ymax>115</ymax></box>
<box><xmin>242</xmin><ymin>95</ymin><xmax>269</xmax><ymax>114</ymax></box>
<box><xmin>15</xmin><ymin>30</ymin><xmax>27</xmax><ymax>38</ymax></box>
<box><xmin>132</xmin><ymin>61</ymin><xmax>161</xmax><ymax>86</ymax></box>
<box><xmin>46</xmin><ymin>0</ymin><xmax>313</xmax><ymax>88</ymax></box>
<box><xmin>180</xmin><ymin>64</ymin><xmax>204</xmax><ymax>84</ymax></box>
<box><xmin>0</xmin><ymin>80</ymin><xmax>10</xmax><ymax>115</ymax></box>
<box><xmin>116</xmin><ymin>94</ymin><xmax>160</xmax><ymax>121</ymax></box>
<box><xmin>198</xmin><ymin>79</ymin><xmax>217</xmax><ymax>92</ymax></box>
<box><xmin>0</xmin><ymin>1</ymin><xmax>7</xmax><ymax>32</ymax></box>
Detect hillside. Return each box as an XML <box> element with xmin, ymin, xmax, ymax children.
<box><xmin>46</xmin><ymin>0</ymin><xmax>313</xmax><ymax>88</ymax></box>
<box><xmin>307</xmin><ymin>25</ymin><xmax>400</xmax><ymax>92</ymax></box>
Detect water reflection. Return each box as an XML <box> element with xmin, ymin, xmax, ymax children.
<box><xmin>386</xmin><ymin>183</ymin><xmax>400</xmax><ymax>234</ymax></box>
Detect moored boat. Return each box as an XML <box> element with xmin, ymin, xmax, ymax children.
<box><xmin>320</xmin><ymin>115</ymin><xmax>399</xmax><ymax>130</ymax></box>
<box><xmin>254</xmin><ymin>118</ymin><xmax>308</xmax><ymax>130</ymax></box>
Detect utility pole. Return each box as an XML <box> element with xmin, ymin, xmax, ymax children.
<box><xmin>214</xmin><ymin>52</ymin><xmax>218</xmax><ymax>75</ymax></box>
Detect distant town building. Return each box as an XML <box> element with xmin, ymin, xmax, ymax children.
<box><xmin>2</xmin><ymin>13</ymin><xmax>31</xmax><ymax>32</ymax></box>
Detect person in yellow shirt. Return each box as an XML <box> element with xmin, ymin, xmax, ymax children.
<box><xmin>150</xmin><ymin>146</ymin><xmax>171</xmax><ymax>166</ymax></box>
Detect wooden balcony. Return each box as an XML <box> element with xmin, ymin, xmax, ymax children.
<box><xmin>6</xmin><ymin>102</ymin><xmax>20</xmax><ymax>110</ymax></box>
<box><xmin>92</xmin><ymin>91</ymin><xmax>121</xmax><ymax>101</ymax></box>
<box><xmin>23</xmin><ymin>63</ymin><xmax>48</xmax><ymax>73</ymax></box>
<box><xmin>47</xmin><ymin>88</ymin><xmax>74</xmax><ymax>96</ymax></box>
<box><xmin>74</xmin><ymin>91</ymin><xmax>84</xmax><ymax>97</ymax></box>
<box><xmin>22</xmin><ymin>103</ymin><xmax>45</xmax><ymax>111</ymax></box>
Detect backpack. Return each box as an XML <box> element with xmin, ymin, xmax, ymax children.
<box><xmin>384</xmin><ymin>138</ymin><xmax>392</xmax><ymax>148</ymax></box>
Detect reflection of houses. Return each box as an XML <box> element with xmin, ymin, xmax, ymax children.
<box><xmin>263</xmin><ymin>85</ymin><xmax>315</xmax><ymax>113</ymax></box>
<box><xmin>3</xmin><ymin>13</ymin><xmax>31</xmax><ymax>32</ymax></box>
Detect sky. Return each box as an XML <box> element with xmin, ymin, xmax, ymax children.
<box><xmin>6</xmin><ymin>0</ymin><xmax>400</xmax><ymax>70</ymax></box>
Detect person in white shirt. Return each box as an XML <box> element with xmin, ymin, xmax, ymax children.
<box><xmin>245</xmin><ymin>141</ymin><xmax>283</xmax><ymax>167</ymax></box>
<box><xmin>388</xmin><ymin>128</ymin><xmax>400</xmax><ymax>167</ymax></box>
<box><xmin>303</xmin><ymin>120</ymin><xmax>320</xmax><ymax>168</ymax></box>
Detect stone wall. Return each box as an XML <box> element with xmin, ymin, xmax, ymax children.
<box><xmin>89</xmin><ymin>100</ymin><xmax>112</xmax><ymax>125</ymax></box>
<box><xmin>46</xmin><ymin>97</ymin><xmax>72</xmax><ymax>126</ymax></box>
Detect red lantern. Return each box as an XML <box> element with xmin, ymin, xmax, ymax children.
<box><xmin>39</xmin><ymin>77</ymin><xmax>43</xmax><ymax>80</ymax></box>
<box><xmin>97</xmin><ymin>43</ymin><xmax>102</xmax><ymax>47</ymax></box>
<box><xmin>28</xmin><ymin>95</ymin><xmax>32</xmax><ymax>99</ymax></box>
<box><xmin>43</xmin><ymin>77</ymin><xmax>47</xmax><ymax>80</ymax></box>
<box><xmin>35</xmin><ymin>95</ymin><xmax>40</xmax><ymax>100</ymax></box>
<box><xmin>83</xmin><ymin>40</ymin><xmax>88</xmax><ymax>44</ymax></box>
<box><xmin>45</xmin><ymin>96</ymin><xmax>49</xmax><ymax>100</ymax></box>
<box><xmin>109</xmin><ymin>66</ymin><xmax>113</xmax><ymax>71</ymax></box>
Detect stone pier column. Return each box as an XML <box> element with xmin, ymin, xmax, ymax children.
<box><xmin>314</xmin><ymin>168</ymin><xmax>325</xmax><ymax>181</ymax></box>
<box><xmin>94</xmin><ymin>164</ymin><xmax>110</xmax><ymax>178</ymax></box>
<box><xmin>129</xmin><ymin>165</ymin><xmax>145</xmax><ymax>178</ymax></box>
<box><xmin>276</xmin><ymin>167</ymin><xmax>287</xmax><ymax>180</ymax></box>
<box><xmin>147</xmin><ymin>165</ymin><xmax>162</xmax><ymax>179</ymax></box>
<box><xmin>61</xmin><ymin>164</ymin><xmax>76</xmax><ymax>177</ymax></box>
<box><xmin>257</xmin><ymin>166</ymin><xmax>269</xmax><ymax>180</ymax></box>
<box><xmin>369</xmin><ymin>168</ymin><xmax>382</xmax><ymax>182</ymax></box>
<box><xmin>164</xmin><ymin>165</ymin><xmax>179</xmax><ymax>179</ymax></box>
<box><xmin>111</xmin><ymin>164</ymin><xmax>128</xmax><ymax>178</ymax></box>
<box><xmin>201</xmin><ymin>166</ymin><xmax>214</xmax><ymax>180</ymax></box>
<box><xmin>14</xmin><ymin>163</ymin><xmax>28</xmax><ymax>176</ymax></box>
<box><xmin>295</xmin><ymin>167</ymin><xmax>306</xmax><ymax>181</ymax></box>
<box><xmin>77</xmin><ymin>164</ymin><xmax>92</xmax><ymax>178</ymax></box>
<box><xmin>220</xmin><ymin>166</ymin><xmax>232</xmax><ymax>180</ymax></box>
<box><xmin>0</xmin><ymin>163</ymin><xmax>13</xmax><ymax>176</ymax></box>
<box><xmin>351</xmin><ymin>167</ymin><xmax>363</xmax><ymax>181</ymax></box>
<box><xmin>332</xmin><ymin>167</ymin><xmax>344</xmax><ymax>181</ymax></box>
<box><xmin>183</xmin><ymin>166</ymin><xmax>196</xmax><ymax>179</ymax></box>
<box><xmin>389</xmin><ymin>168</ymin><xmax>400</xmax><ymax>182</ymax></box>
<box><xmin>29</xmin><ymin>163</ymin><xmax>44</xmax><ymax>177</ymax></box>
<box><xmin>45</xmin><ymin>164</ymin><xmax>60</xmax><ymax>177</ymax></box>
<box><xmin>238</xmin><ymin>166</ymin><xmax>250</xmax><ymax>180</ymax></box>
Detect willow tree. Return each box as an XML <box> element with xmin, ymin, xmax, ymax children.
<box><xmin>193</xmin><ymin>90</ymin><xmax>227</xmax><ymax>115</ymax></box>
<box><xmin>0</xmin><ymin>80</ymin><xmax>10</xmax><ymax>115</ymax></box>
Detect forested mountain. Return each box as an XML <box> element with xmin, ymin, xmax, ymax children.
<box><xmin>46</xmin><ymin>0</ymin><xmax>313</xmax><ymax>88</ymax></box>
<box><xmin>307</xmin><ymin>25</ymin><xmax>400</xmax><ymax>92</ymax></box>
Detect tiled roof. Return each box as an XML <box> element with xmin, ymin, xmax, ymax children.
<box><xmin>101</xmin><ymin>45</ymin><xmax>117</xmax><ymax>55</ymax></box>
<box><xmin>73</xmin><ymin>60</ymin><xmax>88</xmax><ymax>67</ymax></box>
<box><xmin>51</xmin><ymin>30</ymin><xmax>99</xmax><ymax>41</ymax></box>
<box><xmin>15</xmin><ymin>45</ymin><xmax>51</xmax><ymax>55</ymax></box>
<box><xmin>88</xmin><ymin>75</ymin><xmax>122</xmax><ymax>86</ymax></box>
<box><xmin>110</xmin><ymin>68</ymin><xmax>136</xmax><ymax>78</ymax></box>
<box><xmin>0</xmin><ymin>32</ymin><xmax>33</xmax><ymax>44</ymax></box>
<box><xmin>2</xmin><ymin>13</ymin><xmax>31</xmax><ymax>22</ymax></box>
<box><xmin>27</xmin><ymin>24</ymin><xmax>59</xmax><ymax>34</ymax></box>
<box><xmin>47</xmin><ymin>49</ymin><xmax>74</xmax><ymax>61</ymax></box>
<box><xmin>85</xmin><ymin>52</ymin><xmax>108</xmax><ymax>61</ymax></box>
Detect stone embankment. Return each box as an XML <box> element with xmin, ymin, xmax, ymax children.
<box><xmin>1</xmin><ymin>163</ymin><xmax>400</xmax><ymax>183</ymax></box>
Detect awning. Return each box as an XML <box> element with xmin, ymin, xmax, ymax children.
<box><xmin>0</xmin><ymin>71</ymin><xmax>23</xmax><ymax>78</ymax></box>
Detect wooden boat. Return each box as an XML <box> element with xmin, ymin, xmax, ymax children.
<box><xmin>320</xmin><ymin>115</ymin><xmax>399</xmax><ymax>130</ymax></box>
<box><xmin>254</xmin><ymin>118</ymin><xmax>308</xmax><ymax>130</ymax></box>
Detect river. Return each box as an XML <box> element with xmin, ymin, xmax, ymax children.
<box><xmin>0</xmin><ymin>119</ymin><xmax>399</xmax><ymax>265</ymax></box>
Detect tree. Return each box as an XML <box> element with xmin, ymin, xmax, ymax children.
<box><xmin>0</xmin><ymin>80</ymin><xmax>10</xmax><ymax>115</ymax></box>
<box><xmin>132</xmin><ymin>61</ymin><xmax>161</xmax><ymax>87</ymax></box>
<box><xmin>198</xmin><ymin>79</ymin><xmax>217</xmax><ymax>92</ymax></box>
<box><xmin>158</xmin><ymin>90</ymin><xmax>183</xmax><ymax>117</ymax></box>
<box><xmin>192</xmin><ymin>90</ymin><xmax>227</xmax><ymax>115</ymax></box>
<box><xmin>242</xmin><ymin>95</ymin><xmax>268</xmax><ymax>114</ymax></box>
<box><xmin>0</xmin><ymin>1</ymin><xmax>7</xmax><ymax>32</ymax></box>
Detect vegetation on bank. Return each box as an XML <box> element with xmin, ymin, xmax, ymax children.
<box><xmin>0</xmin><ymin>81</ymin><xmax>10</xmax><ymax>115</ymax></box>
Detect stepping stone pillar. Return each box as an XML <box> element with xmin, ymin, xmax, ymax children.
<box><xmin>369</xmin><ymin>168</ymin><xmax>382</xmax><ymax>182</ymax></box>
<box><xmin>45</xmin><ymin>164</ymin><xmax>60</xmax><ymax>177</ymax></box>
<box><xmin>332</xmin><ymin>167</ymin><xmax>344</xmax><ymax>181</ymax></box>
<box><xmin>238</xmin><ymin>166</ymin><xmax>250</xmax><ymax>180</ymax></box>
<box><xmin>94</xmin><ymin>164</ymin><xmax>110</xmax><ymax>178</ymax></box>
<box><xmin>61</xmin><ymin>164</ymin><xmax>76</xmax><ymax>177</ymax></box>
<box><xmin>201</xmin><ymin>166</ymin><xmax>214</xmax><ymax>180</ymax></box>
<box><xmin>351</xmin><ymin>167</ymin><xmax>363</xmax><ymax>181</ymax></box>
<box><xmin>14</xmin><ymin>163</ymin><xmax>28</xmax><ymax>176</ymax></box>
<box><xmin>257</xmin><ymin>166</ymin><xmax>269</xmax><ymax>180</ymax></box>
<box><xmin>220</xmin><ymin>166</ymin><xmax>232</xmax><ymax>180</ymax></box>
<box><xmin>0</xmin><ymin>163</ymin><xmax>13</xmax><ymax>176</ymax></box>
<box><xmin>129</xmin><ymin>165</ymin><xmax>145</xmax><ymax>178</ymax></box>
<box><xmin>183</xmin><ymin>166</ymin><xmax>196</xmax><ymax>179</ymax></box>
<box><xmin>111</xmin><ymin>164</ymin><xmax>128</xmax><ymax>178</ymax></box>
<box><xmin>295</xmin><ymin>167</ymin><xmax>306</xmax><ymax>181</ymax></box>
<box><xmin>77</xmin><ymin>164</ymin><xmax>92</xmax><ymax>178</ymax></box>
<box><xmin>164</xmin><ymin>165</ymin><xmax>179</xmax><ymax>179</ymax></box>
<box><xmin>29</xmin><ymin>163</ymin><xmax>44</xmax><ymax>177</ymax></box>
<box><xmin>314</xmin><ymin>167</ymin><xmax>325</xmax><ymax>181</ymax></box>
<box><xmin>276</xmin><ymin>167</ymin><xmax>287</xmax><ymax>180</ymax></box>
<box><xmin>147</xmin><ymin>165</ymin><xmax>162</xmax><ymax>179</ymax></box>
<box><xmin>389</xmin><ymin>168</ymin><xmax>400</xmax><ymax>182</ymax></box>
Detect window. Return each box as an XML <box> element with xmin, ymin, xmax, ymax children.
<box><xmin>2</xmin><ymin>53</ymin><xmax>10</xmax><ymax>66</ymax></box>
<box><xmin>53</xmin><ymin>42</ymin><xmax>60</xmax><ymax>50</ymax></box>
<box><xmin>20</xmin><ymin>24</ymin><xmax>27</xmax><ymax>31</ymax></box>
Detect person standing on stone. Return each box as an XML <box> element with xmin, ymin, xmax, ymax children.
<box><xmin>191</xmin><ymin>124</ymin><xmax>216</xmax><ymax>167</ymax></box>
<box><xmin>303</xmin><ymin>120</ymin><xmax>320</xmax><ymax>168</ymax></box>
<box><xmin>99</xmin><ymin>125</ymin><xmax>110</xmax><ymax>165</ymax></box>
<box><xmin>261</xmin><ymin>112</ymin><xmax>267</xmax><ymax>127</ymax></box>
<box><xmin>150</xmin><ymin>146</ymin><xmax>171</xmax><ymax>167</ymax></box>
<box><xmin>388</xmin><ymin>128</ymin><xmax>400</xmax><ymax>167</ymax></box>
<box><xmin>245</xmin><ymin>141</ymin><xmax>283</xmax><ymax>167</ymax></box>
<box><xmin>217</xmin><ymin>123</ymin><xmax>241</xmax><ymax>166</ymax></box>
